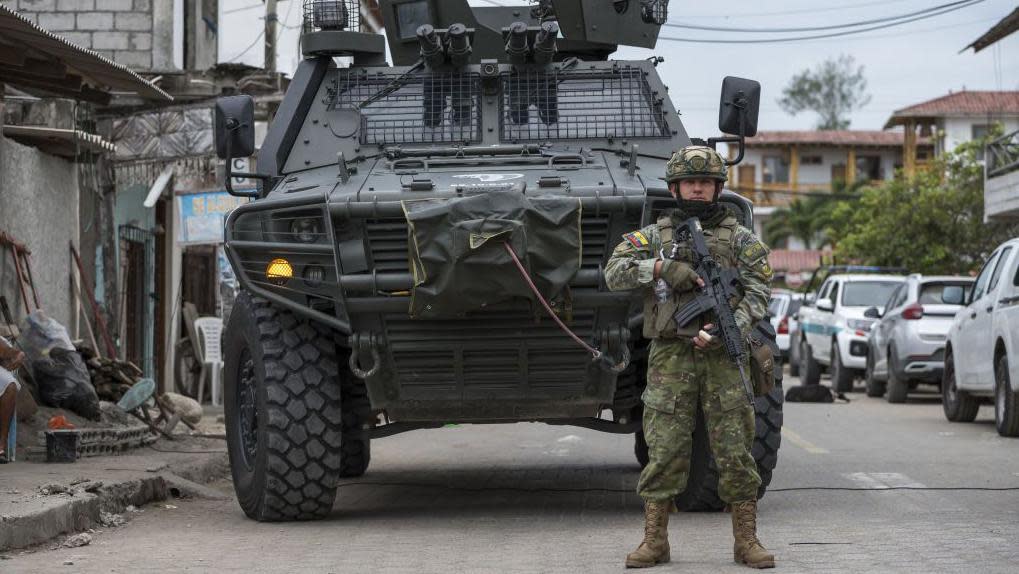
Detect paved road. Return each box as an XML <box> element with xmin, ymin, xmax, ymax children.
<box><xmin>7</xmin><ymin>374</ymin><xmax>1019</xmax><ymax>573</ymax></box>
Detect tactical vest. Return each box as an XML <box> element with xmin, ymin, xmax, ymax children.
<box><xmin>643</xmin><ymin>213</ymin><xmax>743</xmax><ymax>340</ymax></box>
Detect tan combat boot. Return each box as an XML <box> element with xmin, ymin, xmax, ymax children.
<box><xmin>625</xmin><ymin>500</ymin><xmax>671</xmax><ymax>568</ymax></box>
<box><xmin>732</xmin><ymin>500</ymin><xmax>775</xmax><ymax>569</ymax></box>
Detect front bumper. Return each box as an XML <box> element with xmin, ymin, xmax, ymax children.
<box><xmin>836</xmin><ymin>330</ymin><xmax>870</xmax><ymax>370</ymax></box>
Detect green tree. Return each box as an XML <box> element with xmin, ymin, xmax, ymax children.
<box><xmin>764</xmin><ymin>180</ymin><xmax>866</xmax><ymax>249</ymax></box>
<box><xmin>778</xmin><ymin>55</ymin><xmax>871</xmax><ymax>130</ymax></box>
<box><xmin>832</xmin><ymin>141</ymin><xmax>1019</xmax><ymax>274</ymax></box>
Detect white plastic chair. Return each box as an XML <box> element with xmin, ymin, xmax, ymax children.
<box><xmin>193</xmin><ymin>317</ymin><xmax>224</xmax><ymax>407</ymax></box>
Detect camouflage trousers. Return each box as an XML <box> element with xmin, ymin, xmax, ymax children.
<box><xmin>636</xmin><ymin>338</ymin><xmax>761</xmax><ymax>504</ymax></box>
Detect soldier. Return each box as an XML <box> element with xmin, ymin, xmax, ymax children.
<box><xmin>604</xmin><ymin>146</ymin><xmax>775</xmax><ymax>569</ymax></box>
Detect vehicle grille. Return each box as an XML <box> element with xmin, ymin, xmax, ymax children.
<box><xmin>362</xmin><ymin>216</ymin><xmax>611</xmax><ymax>274</ymax></box>
<box><xmin>384</xmin><ymin>310</ymin><xmax>596</xmax><ymax>397</ymax></box>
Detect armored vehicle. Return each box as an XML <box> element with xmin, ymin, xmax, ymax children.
<box><xmin>215</xmin><ymin>0</ymin><xmax>783</xmax><ymax>522</ymax></box>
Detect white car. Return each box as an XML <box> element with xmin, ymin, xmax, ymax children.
<box><xmin>768</xmin><ymin>291</ymin><xmax>802</xmax><ymax>363</ymax></box>
<box><xmin>797</xmin><ymin>274</ymin><xmax>905</xmax><ymax>391</ymax></box>
<box><xmin>943</xmin><ymin>238</ymin><xmax>1019</xmax><ymax>437</ymax></box>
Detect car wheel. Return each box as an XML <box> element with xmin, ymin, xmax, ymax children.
<box><xmin>865</xmin><ymin>349</ymin><xmax>886</xmax><ymax>397</ymax></box>
<box><xmin>788</xmin><ymin>336</ymin><xmax>801</xmax><ymax>377</ymax></box>
<box><xmin>830</xmin><ymin>342</ymin><xmax>854</xmax><ymax>393</ymax></box>
<box><xmin>800</xmin><ymin>339</ymin><xmax>821</xmax><ymax>386</ymax></box>
<box><xmin>886</xmin><ymin>346</ymin><xmax>909</xmax><ymax>403</ymax></box>
<box><xmin>942</xmin><ymin>350</ymin><xmax>979</xmax><ymax>422</ymax></box>
<box><xmin>994</xmin><ymin>354</ymin><xmax>1019</xmax><ymax>437</ymax></box>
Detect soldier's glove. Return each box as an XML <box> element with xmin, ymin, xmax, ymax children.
<box><xmin>659</xmin><ymin>259</ymin><xmax>698</xmax><ymax>291</ymax></box>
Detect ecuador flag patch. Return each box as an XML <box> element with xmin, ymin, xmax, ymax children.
<box><xmin>624</xmin><ymin>231</ymin><xmax>649</xmax><ymax>248</ymax></box>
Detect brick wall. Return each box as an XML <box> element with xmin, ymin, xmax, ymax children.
<box><xmin>9</xmin><ymin>0</ymin><xmax>155</xmax><ymax>70</ymax></box>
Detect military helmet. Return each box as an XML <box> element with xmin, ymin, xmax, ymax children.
<box><xmin>663</xmin><ymin>145</ymin><xmax>728</xmax><ymax>183</ymax></box>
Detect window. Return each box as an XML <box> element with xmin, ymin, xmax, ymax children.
<box><xmin>855</xmin><ymin>155</ymin><xmax>882</xmax><ymax>181</ymax></box>
<box><xmin>971</xmin><ymin>251</ymin><xmax>1001</xmax><ymax>302</ymax></box>
<box><xmin>829</xmin><ymin>282</ymin><xmax>840</xmax><ymax>306</ymax></box>
<box><xmin>841</xmin><ymin>281</ymin><xmax>902</xmax><ymax>307</ymax></box>
<box><xmin>768</xmin><ymin>296</ymin><xmax>787</xmax><ymax>317</ymax></box>
<box><xmin>762</xmin><ymin>155</ymin><xmax>789</xmax><ymax>184</ymax></box>
<box><xmin>988</xmin><ymin>247</ymin><xmax>1013</xmax><ymax>292</ymax></box>
<box><xmin>801</xmin><ymin>155</ymin><xmax>823</xmax><ymax>165</ymax></box>
<box><xmin>972</xmin><ymin>124</ymin><xmax>996</xmax><ymax>160</ymax></box>
<box><xmin>919</xmin><ymin>282</ymin><xmax>974</xmax><ymax>304</ymax></box>
<box><xmin>885</xmin><ymin>285</ymin><xmax>904</xmax><ymax>310</ymax></box>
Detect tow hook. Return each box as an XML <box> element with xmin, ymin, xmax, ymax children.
<box><xmin>349</xmin><ymin>332</ymin><xmax>382</xmax><ymax>379</ymax></box>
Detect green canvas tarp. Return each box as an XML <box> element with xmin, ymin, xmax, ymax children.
<box><xmin>402</xmin><ymin>191</ymin><xmax>582</xmax><ymax>318</ymax></box>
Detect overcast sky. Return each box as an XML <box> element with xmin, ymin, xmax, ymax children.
<box><xmin>218</xmin><ymin>0</ymin><xmax>1019</xmax><ymax>140</ymax></box>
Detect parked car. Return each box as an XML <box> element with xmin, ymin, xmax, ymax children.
<box><xmin>943</xmin><ymin>239</ymin><xmax>1019</xmax><ymax>437</ymax></box>
<box><xmin>769</xmin><ymin>291</ymin><xmax>803</xmax><ymax>363</ymax></box>
<box><xmin>864</xmin><ymin>275</ymin><xmax>974</xmax><ymax>403</ymax></box>
<box><xmin>797</xmin><ymin>273</ymin><xmax>905</xmax><ymax>391</ymax></box>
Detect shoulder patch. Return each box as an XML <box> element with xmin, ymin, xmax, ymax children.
<box><xmin>742</xmin><ymin>240</ymin><xmax>767</xmax><ymax>262</ymax></box>
<box><xmin>624</xmin><ymin>231</ymin><xmax>650</xmax><ymax>248</ymax></box>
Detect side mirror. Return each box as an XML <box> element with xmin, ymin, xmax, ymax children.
<box><xmin>718</xmin><ymin>76</ymin><xmax>760</xmax><ymax>137</ymax></box>
<box><xmin>816</xmin><ymin>298</ymin><xmax>834</xmax><ymax>312</ymax></box>
<box><xmin>804</xmin><ymin>293</ymin><xmax>817</xmax><ymax>306</ymax></box>
<box><xmin>942</xmin><ymin>286</ymin><xmax>965</xmax><ymax>305</ymax></box>
<box><xmin>863</xmin><ymin>306</ymin><xmax>881</xmax><ymax>319</ymax></box>
<box><xmin>215</xmin><ymin>95</ymin><xmax>255</xmax><ymax>160</ymax></box>
<box><xmin>214</xmin><ymin>96</ymin><xmax>262</xmax><ymax>198</ymax></box>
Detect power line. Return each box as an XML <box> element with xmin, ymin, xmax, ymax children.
<box><xmin>658</xmin><ymin>1</ymin><xmax>987</xmax><ymax>45</ymax></box>
<box><xmin>663</xmin><ymin>0</ymin><xmax>984</xmax><ymax>33</ymax></box>
<box><xmin>225</xmin><ymin>29</ymin><xmax>265</xmax><ymax>62</ymax></box>
<box><xmin>679</xmin><ymin>0</ymin><xmax>918</xmax><ymax>19</ymax></box>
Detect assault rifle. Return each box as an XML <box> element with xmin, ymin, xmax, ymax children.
<box><xmin>670</xmin><ymin>217</ymin><xmax>754</xmax><ymax>406</ymax></box>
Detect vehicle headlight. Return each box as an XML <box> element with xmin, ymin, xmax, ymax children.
<box><xmin>846</xmin><ymin>319</ymin><xmax>874</xmax><ymax>332</ymax></box>
<box><xmin>290</xmin><ymin>218</ymin><xmax>321</xmax><ymax>243</ymax></box>
<box><xmin>266</xmin><ymin>258</ymin><xmax>293</xmax><ymax>286</ymax></box>
<box><xmin>303</xmin><ymin>264</ymin><xmax>325</xmax><ymax>288</ymax></box>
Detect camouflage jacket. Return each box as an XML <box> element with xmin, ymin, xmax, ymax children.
<box><xmin>604</xmin><ymin>212</ymin><xmax>773</xmax><ymax>339</ymax></box>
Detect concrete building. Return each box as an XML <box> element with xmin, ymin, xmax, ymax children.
<box><xmin>984</xmin><ymin>128</ymin><xmax>1019</xmax><ymax>222</ymax></box>
<box><xmin>884</xmin><ymin>90</ymin><xmax>1019</xmax><ymax>174</ymax></box>
<box><xmin>0</xmin><ymin>4</ymin><xmax>168</xmax><ymax>336</ymax></box>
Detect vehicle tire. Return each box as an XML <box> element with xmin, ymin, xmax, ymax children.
<box><xmin>799</xmin><ymin>339</ymin><xmax>821</xmax><ymax>386</ymax></box>
<box><xmin>942</xmin><ymin>350</ymin><xmax>979</xmax><ymax>423</ymax></box>
<box><xmin>886</xmin><ymin>346</ymin><xmax>908</xmax><ymax>404</ymax></box>
<box><xmin>223</xmin><ymin>292</ymin><xmax>345</xmax><ymax>521</ymax></box>
<box><xmin>337</xmin><ymin>351</ymin><xmax>372</xmax><ymax>477</ymax></box>
<box><xmin>994</xmin><ymin>354</ymin><xmax>1019</xmax><ymax>437</ymax></box>
<box><xmin>788</xmin><ymin>336</ymin><xmax>801</xmax><ymax>378</ymax></box>
<box><xmin>634</xmin><ymin>425</ymin><xmax>649</xmax><ymax>468</ymax></box>
<box><xmin>830</xmin><ymin>342</ymin><xmax>854</xmax><ymax>393</ymax></box>
<box><xmin>674</xmin><ymin>324</ymin><xmax>784</xmax><ymax>511</ymax></box>
<box><xmin>864</xmin><ymin>349</ymin><xmax>886</xmax><ymax>397</ymax></box>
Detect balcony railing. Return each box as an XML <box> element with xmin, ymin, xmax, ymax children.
<box><xmin>987</xmin><ymin>130</ymin><xmax>1019</xmax><ymax>178</ymax></box>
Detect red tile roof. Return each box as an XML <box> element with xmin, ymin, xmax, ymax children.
<box><xmin>885</xmin><ymin>91</ymin><xmax>1019</xmax><ymax>127</ymax></box>
<box><xmin>745</xmin><ymin>130</ymin><xmax>909</xmax><ymax>148</ymax></box>
<box><xmin>768</xmin><ymin>249</ymin><xmax>823</xmax><ymax>273</ymax></box>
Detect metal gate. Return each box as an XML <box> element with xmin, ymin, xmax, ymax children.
<box><xmin>119</xmin><ymin>225</ymin><xmax>156</xmax><ymax>377</ymax></box>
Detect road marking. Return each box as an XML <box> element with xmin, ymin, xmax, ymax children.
<box><xmin>845</xmin><ymin>472</ymin><xmax>926</xmax><ymax>489</ymax></box>
<box><xmin>782</xmin><ymin>428</ymin><xmax>829</xmax><ymax>454</ymax></box>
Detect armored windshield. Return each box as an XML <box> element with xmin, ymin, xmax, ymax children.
<box><xmin>326</xmin><ymin>64</ymin><xmax>669</xmax><ymax>146</ymax></box>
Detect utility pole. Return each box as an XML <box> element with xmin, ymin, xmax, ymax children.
<box><xmin>264</xmin><ymin>0</ymin><xmax>278</xmax><ymax>74</ymax></box>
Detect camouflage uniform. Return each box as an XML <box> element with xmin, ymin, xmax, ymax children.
<box><xmin>609</xmin><ymin>146</ymin><xmax>775</xmax><ymax>569</ymax></box>
<box><xmin>605</xmin><ymin>212</ymin><xmax>772</xmax><ymax>503</ymax></box>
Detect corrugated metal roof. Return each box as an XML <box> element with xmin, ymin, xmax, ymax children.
<box><xmin>965</xmin><ymin>7</ymin><xmax>1019</xmax><ymax>53</ymax></box>
<box><xmin>0</xmin><ymin>4</ymin><xmax>171</xmax><ymax>102</ymax></box>
<box><xmin>3</xmin><ymin>125</ymin><xmax>117</xmax><ymax>157</ymax></box>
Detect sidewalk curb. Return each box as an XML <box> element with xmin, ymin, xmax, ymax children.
<box><xmin>0</xmin><ymin>451</ymin><xmax>229</xmax><ymax>552</ymax></box>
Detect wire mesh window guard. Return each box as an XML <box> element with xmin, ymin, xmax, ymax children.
<box><xmin>303</xmin><ymin>0</ymin><xmax>360</xmax><ymax>33</ymax></box>
<box><xmin>500</xmin><ymin>67</ymin><xmax>669</xmax><ymax>142</ymax></box>
<box><xmin>329</xmin><ymin>71</ymin><xmax>482</xmax><ymax>145</ymax></box>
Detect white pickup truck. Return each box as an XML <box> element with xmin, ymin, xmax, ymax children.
<box><xmin>796</xmin><ymin>273</ymin><xmax>904</xmax><ymax>391</ymax></box>
<box><xmin>943</xmin><ymin>237</ymin><xmax>1019</xmax><ymax>436</ymax></box>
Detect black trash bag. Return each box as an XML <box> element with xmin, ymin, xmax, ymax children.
<box><xmin>19</xmin><ymin>310</ymin><xmax>101</xmax><ymax>420</ymax></box>
<box><xmin>403</xmin><ymin>191</ymin><xmax>582</xmax><ymax>318</ymax></box>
